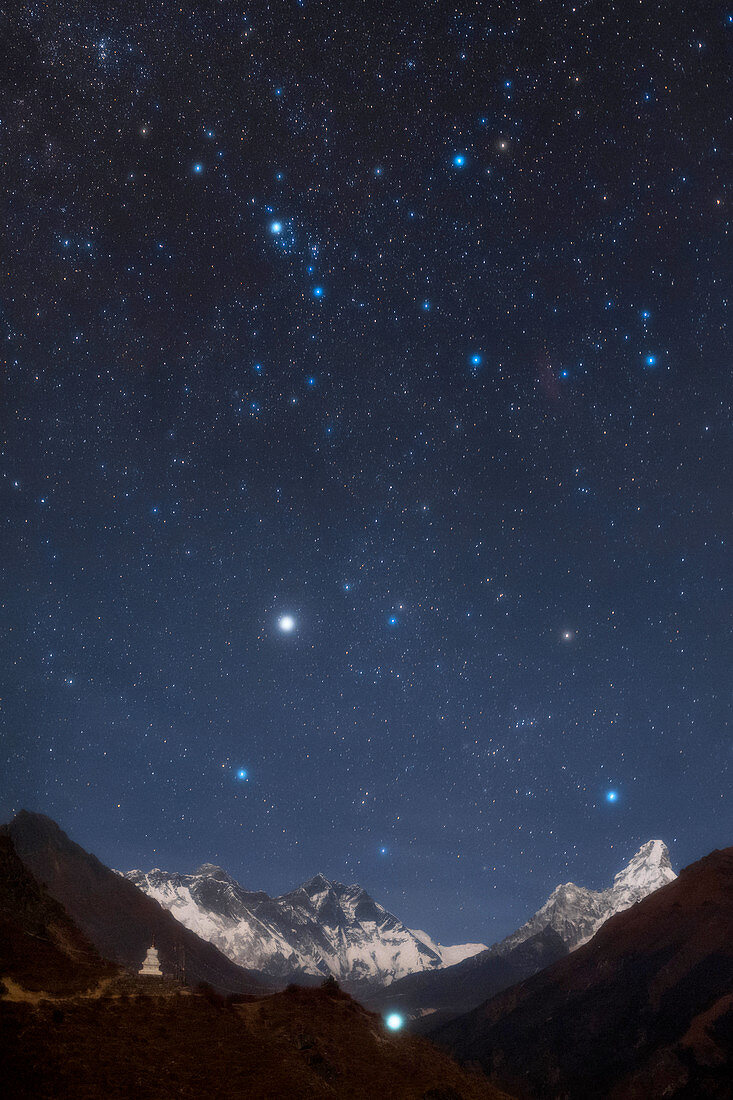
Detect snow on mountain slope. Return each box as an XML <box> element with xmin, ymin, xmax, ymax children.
<box><xmin>409</xmin><ymin>930</ymin><xmax>487</xmax><ymax>968</ymax></box>
<box><xmin>125</xmin><ymin>865</ymin><xmax>485</xmax><ymax>985</ymax></box>
<box><xmin>499</xmin><ymin>839</ymin><xmax>677</xmax><ymax>953</ymax></box>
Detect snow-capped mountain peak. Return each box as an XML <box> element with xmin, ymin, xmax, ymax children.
<box><xmin>610</xmin><ymin>839</ymin><xmax>673</xmax><ymax>901</ymax></box>
<box><xmin>300</xmin><ymin>872</ymin><xmax>330</xmax><ymax>894</ymax></box>
<box><xmin>499</xmin><ymin>840</ymin><xmax>677</xmax><ymax>953</ymax></box>
<box><xmin>195</xmin><ymin>863</ymin><xmax>234</xmax><ymax>882</ymax></box>
<box><xmin>125</xmin><ymin>865</ymin><xmax>486</xmax><ymax>986</ymax></box>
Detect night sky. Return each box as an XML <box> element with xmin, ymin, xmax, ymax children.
<box><xmin>2</xmin><ymin>2</ymin><xmax>731</xmax><ymax>945</ymax></box>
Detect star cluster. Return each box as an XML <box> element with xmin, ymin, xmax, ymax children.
<box><xmin>1</xmin><ymin>1</ymin><xmax>730</xmax><ymax>942</ymax></box>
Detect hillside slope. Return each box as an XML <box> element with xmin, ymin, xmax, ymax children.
<box><xmin>0</xmin><ymin>831</ymin><xmax>118</xmax><ymax>995</ymax></box>
<box><xmin>7</xmin><ymin>811</ymin><xmax>270</xmax><ymax>996</ymax></box>
<box><xmin>434</xmin><ymin>846</ymin><xmax>733</xmax><ymax>1099</ymax></box>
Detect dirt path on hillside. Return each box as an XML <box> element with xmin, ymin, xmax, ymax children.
<box><xmin>1</xmin><ymin>976</ymin><xmax>119</xmax><ymax>1004</ymax></box>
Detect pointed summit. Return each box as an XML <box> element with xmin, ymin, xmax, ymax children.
<box><xmin>300</xmin><ymin>872</ymin><xmax>332</xmax><ymax>894</ymax></box>
<box><xmin>195</xmin><ymin>863</ymin><xmax>234</xmax><ymax>882</ymax></box>
<box><xmin>499</xmin><ymin>839</ymin><xmax>677</xmax><ymax>954</ymax></box>
<box><xmin>613</xmin><ymin>839</ymin><xmax>672</xmax><ymax>884</ymax></box>
<box><xmin>609</xmin><ymin>840</ymin><xmax>675</xmax><ymax>911</ymax></box>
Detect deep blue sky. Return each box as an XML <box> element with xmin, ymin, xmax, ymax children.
<box><xmin>2</xmin><ymin>1</ymin><xmax>730</xmax><ymax>944</ymax></box>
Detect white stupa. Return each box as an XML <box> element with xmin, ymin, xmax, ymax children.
<box><xmin>139</xmin><ymin>944</ymin><xmax>163</xmax><ymax>977</ymax></box>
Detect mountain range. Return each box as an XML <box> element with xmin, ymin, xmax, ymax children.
<box><xmin>126</xmin><ymin>862</ymin><xmax>486</xmax><ymax>985</ymax></box>
<box><xmin>127</xmin><ymin>838</ymin><xmax>676</xmax><ymax>998</ymax></box>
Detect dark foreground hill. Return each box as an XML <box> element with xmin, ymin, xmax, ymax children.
<box><xmin>365</xmin><ymin>928</ymin><xmax>566</xmax><ymax>1031</ymax></box>
<box><xmin>6</xmin><ymin>810</ymin><xmax>269</xmax><ymax>996</ymax></box>
<box><xmin>0</xmin><ymin>818</ymin><xmax>509</xmax><ymax>1099</ymax></box>
<box><xmin>0</xmin><ymin>832</ymin><xmax>118</xmax><ymax>995</ymax></box>
<box><xmin>2</xmin><ymin>982</ymin><xmax>511</xmax><ymax>1100</ymax></box>
<box><xmin>433</xmin><ymin>846</ymin><xmax>733</xmax><ymax>1099</ymax></box>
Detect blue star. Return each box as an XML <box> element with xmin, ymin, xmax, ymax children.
<box><xmin>385</xmin><ymin>1013</ymin><xmax>404</xmax><ymax>1031</ymax></box>
<box><xmin>192</xmin><ymin>163</ymin><xmax>204</xmax><ymax>174</ymax></box>
<box><xmin>422</xmin><ymin>300</ymin><xmax>431</xmax><ymax>311</ymax></box>
<box><xmin>606</xmin><ymin>789</ymin><xmax>618</xmax><ymax>803</ymax></box>
<box><xmin>236</xmin><ymin>768</ymin><xmax>248</xmax><ymax>781</ymax></box>
<box><xmin>388</xmin><ymin>615</ymin><xmax>398</xmax><ymax>627</ymax></box>
<box><xmin>644</xmin><ymin>354</ymin><xmax>657</xmax><ymax>368</ymax></box>
<box><xmin>312</xmin><ymin>285</ymin><xmax>324</xmax><ymax>298</ymax></box>
<box><xmin>306</xmin><ymin>376</ymin><xmax>316</xmax><ymax>387</ymax></box>
<box><xmin>270</xmin><ymin>221</ymin><xmax>282</xmax><ymax>234</ymax></box>
<box><xmin>452</xmin><ymin>154</ymin><xmax>466</xmax><ymax>167</ymax></box>
<box><xmin>470</xmin><ymin>353</ymin><xmax>482</xmax><ymax>370</ymax></box>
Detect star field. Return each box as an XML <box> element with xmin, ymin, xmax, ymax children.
<box><xmin>1</xmin><ymin>1</ymin><xmax>730</xmax><ymax>943</ymax></box>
